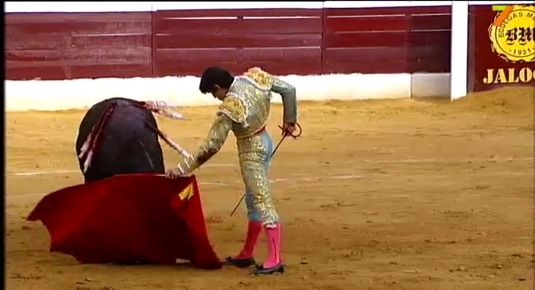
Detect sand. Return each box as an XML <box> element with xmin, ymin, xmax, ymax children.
<box><xmin>5</xmin><ymin>87</ymin><xmax>534</xmax><ymax>290</ymax></box>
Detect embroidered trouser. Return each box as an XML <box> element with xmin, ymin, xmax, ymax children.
<box><xmin>237</xmin><ymin>130</ymin><xmax>279</xmax><ymax>227</ymax></box>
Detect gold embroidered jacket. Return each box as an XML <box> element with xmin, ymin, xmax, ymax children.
<box><xmin>177</xmin><ymin>67</ymin><xmax>297</xmax><ymax>174</ymax></box>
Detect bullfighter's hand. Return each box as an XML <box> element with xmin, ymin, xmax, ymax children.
<box><xmin>165</xmin><ymin>165</ymin><xmax>189</xmax><ymax>179</ymax></box>
<box><xmin>282</xmin><ymin>122</ymin><xmax>297</xmax><ymax>136</ymax></box>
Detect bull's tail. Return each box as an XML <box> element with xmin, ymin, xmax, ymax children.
<box><xmin>78</xmin><ymin>103</ymin><xmax>117</xmax><ymax>173</ymax></box>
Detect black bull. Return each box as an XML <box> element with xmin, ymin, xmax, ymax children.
<box><xmin>75</xmin><ymin>97</ymin><xmax>165</xmax><ymax>183</ymax></box>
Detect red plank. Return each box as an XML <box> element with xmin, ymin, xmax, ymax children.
<box><xmin>70</xmin><ymin>64</ymin><xmax>153</xmax><ymax>79</ymax></box>
<box><xmin>407</xmin><ymin>30</ymin><xmax>451</xmax><ymax>47</ymax></box>
<box><xmin>6</xmin><ymin>47</ymin><xmax>151</xmax><ymax>66</ymax></box>
<box><xmin>407</xmin><ymin>46</ymin><xmax>451</xmax><ymax>73</ymax></box>
<box><xmin>5</xmin><ymin>12</ymin><xmax>152</xmax><ymax>24</ymax></box>
<box><xmin>5</xmin><ymin>12</ymin><xmax>152</xmax><ymax>39</ymax></box>
<box><xmin>155</xmin><ymin>61</ymin><xmax>245</xmax><ymax>77</ymax></box>
<box><xmin>323</xmin><ymin>47</ymin><xmax>406</xmax><ymax>62</ymax></box>
<box><xmin>70</xmin><ymin>34</ymin><xmax>152</xmax><ymax>48</ymax></box>
<box><xmin>241</xmin><ymin>47</ymin><xmax>321</xmax><ymax>61</ymax></box>
<box><xmin>155</xmin><ymin>60</ymin><xmax>321</xmax><ymax>78</ymax></box>
<box><xmin>5</xmin><ymin>64</ymin><xmax>153</xmax><ymax>80</ymax></box>
<box><xmin>6</xmin><ymin>66</ymin><xmax>69</xmax><ymax>80</ymax></box>
<box><xmin>408</xmin><ymin>60</ymin><xmax>450</xmax><ymax>73</ymax></box>
<box><xmin>154</xmin><ymin>48</ymin><xmax>239</xmax><ymax>62</ymax></box>
<box><xmin>323</xmin><ymin>60</ymin><xmax>407</xmax><ymax>74</ymax></box>
<box><xmin>156</xmin><ymin>33</ymin><xmax>321</xmax><ymax>49</ymax></box>
<box><xmin>5</xmin><ymin>33</ymin><xmax>71</xmax><ymax>50</ymax></box>
<box><xmin>325</xmin><ymin>16</ymin><xmax>408</xmax><ymax>33</ymax></box>
<box><xmin>325</xmin><ymin>7</ymin><xmax>409</xmax><ymax>16</ymax></box>
<box><xmin>325</xmin><ymin>6</ymin><xmax>450</xmax><ymax>17</ymax></box>
<box><xmin>325</xmin><ymin>31</ymin><xmax>407</xmax><ymax>48</ymax></box>
<box><xmin>409</xmin><ymin>14</ymin><xmax>452</xmax><ymax>31</ymax></box>
<box><xmin>407</xmin><ymin>46</ymin><xmax>451</xmax><ymax>59</ymax></box>
<box><xmin>6</xmin><ymin>21</ymin><xmax>152</xmax><ymax>35</ymax></box>
<box><xmin>245</xmin><ymin>61</ymin><xmax>322</xmax><ymax>76</ymax></box>
<box><xmin>409</xmin><ymin>6</ymin><xmax>451</xmax><ymax>14</ymax></box>
<box><xmin>154</xmin><ymin>8</ymin><xmax>322</xmax><ymax>19</ymax></box>
<box><xmin>155</xmin><ymin>18</ymin><xmax>322</xmax><ymax>35</ymax></box>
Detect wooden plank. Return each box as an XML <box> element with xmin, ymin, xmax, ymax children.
<box><xmin>154</xmin><ymin>48</ymin><xmax>239</xmax><ymax>62</ymax></box>
<box><xmin>6</xmin><ymin>66</ymin><xmax>69</xmax><ymax>80</ymax></box>
<box><xmin>5</xmin><ymin>63</ymin><xmax>153</xmax><ymax>80</ymax></box>
<box><xmin>154</xmin><ymin>8</ymin><xmax>322</xmax><ymax>19</ymax></box>
<box><xmin>6</xmin><ymin>47</ymin><xmax>151</xmax><ymax>66</ymax></box>
<box><xmin>246</xmin><ymin>61</ymin><xmax>322</xmax><ymax>76</ymax></box>
<box><xmin>241</xmin><ymin>47</ymin><xmax>321</xmax><ymax>61</ymax></box>
<box><xmin>155</xmin><ymin>18</ymin><xmax>322</xmax><ymax>35</ymax></box>
<box><xmin>155</xmin><ymin>61</ymin><xmax>245</xmax><ymax>77</ymax></box>
<box><xmin>6</xmin><ymin>21</ymin><xmax>152</xmax><ymax>35</ymax></box>
<box><xmin>156</xmin><ymin>33</ymin><xmax>321</xmax><ymax>49</ymax></box>
<box><xmin>325</xmin><ymin>31</ymin><xmax>407</xmax><ymax>48</ymax></box>
<box><xmin>409</xmin><ymin>14</ymin><xmax>452</xmax><ymax>31</ymax></box>
<box><xmin>5</xmin><ymin>12</ymin><xmax>152</xmax><ymax>24</ymax></box>
<box><xmin>155</xmin><ymin>60</ymin><xmax>321</xmax><ymax>78</ymax></box>
<box><xmin>70</xmin><ymin>34</ymin><xmax>152</xmax><ymax>48</ymax></box>
<box><xmin>409</xmin><ymin>6</ymin><xmax>451</xmax><ymax>14</ymax></box>
<box><xmin>323</xmin><ymin>47</ymin><xmax>406</xmax><ymax>62</ymax></box>
<box><xmin>5</xmin><ymin>13</ymin><xmax>152</xmax><ymax>42</ymax></box>
<box><xmin>323</xmin><ymin>60</ymin><xmax>407</xmax><ymax>74</ymax></box>
<box><xmin>325</xmin><ymin>16</ymin><xmax>408</xmax><ymax>33</ymax></box>
<box><xmin>408</xmin><ymin>60</ymin><xmax>450</xmax><ymax>73</ymax></box>
<box><xmin>5</xmin><ymin>33</ymin><xmax>71</xmax><ymax>50</ymax></box>
<box><xmin>407</xmin><ymin>46</ymin><xmax>451</xmax><ymax>61</ymax></box>
<box><xmin>70</xmin><ymin>64</ymin><xmax>153</xmax><ymax>79</ymax></box>
<box><xmin>325</xmin><ymin>7</ymin><xmax>409</xmax><ymax>17</ymax></box>
<box><xmin>407</xmin><ymin>46</ymin><xmax>450</xmax><ymax>73</ymax></box>
<box><xmin>407</xmin><ymin>30</ymin><xmax>451</xmax><ymax>47</ymax></box>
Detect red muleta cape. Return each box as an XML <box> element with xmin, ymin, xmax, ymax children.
<box><xmin>27</xmin><ymin>173</ymin><xmax>222</xmax><ymax>270</ymax></box>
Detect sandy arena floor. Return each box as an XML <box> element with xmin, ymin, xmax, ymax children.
<box><xmin>5</xmin><ymin>87</ymin><xmax>534</xmax><ymax>290</ymax></box>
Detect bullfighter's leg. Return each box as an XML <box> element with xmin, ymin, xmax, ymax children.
<box><xmin>227</xmin><ymin>131</ymin><xmax>284</xmax><ymax>274</ymax></box>
<box><xmin>225</xmin><ymin>132</ymin><xmax>274</xmax><ymax>268</ymax></box>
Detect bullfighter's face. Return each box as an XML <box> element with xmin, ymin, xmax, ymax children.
<box><xmin>211</xmin><ymin>85</ymin><xmax>228</xmax><ymax>101</ymax></box>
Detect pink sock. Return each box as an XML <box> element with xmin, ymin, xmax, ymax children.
<box><xmin>263</xmin><ymin>223</ymin><xmax>282</xmax><ymax>268</ymax></box>
<box><xmin>234</xmin><ymin>221</ymin><xmax>263</xmax><ymax>259</ymax></box>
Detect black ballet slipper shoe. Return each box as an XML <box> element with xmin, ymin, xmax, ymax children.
<box><xmin>252</xmin><ymin>263</ymin><xmax>285</xmax><ymax>275</ymax></box>
<box><xmin>224</xmin><ymin>256</ymin><xmax>256</xmax><ymax>268</ymax></box>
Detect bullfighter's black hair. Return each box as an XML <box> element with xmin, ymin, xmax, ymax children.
<box><xmin>199</xmin><ymin>66</ymin><xmax>235</xmax><ymax>94</ymax></box>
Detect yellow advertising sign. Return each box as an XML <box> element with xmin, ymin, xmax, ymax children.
<box><xmin>488</xmin><ymin>5</ymin><xmax>535</xmax><ymax>63</ymax></box>
<box><xmin>483</xmin><ymin>5</ymin><xmax>535</xmax><ymax>85</ymax></box>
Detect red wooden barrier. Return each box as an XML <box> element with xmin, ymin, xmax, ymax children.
<box><xmin>4</xmin><ymin>6</ymin><xmax>453</xmax><ymax>81</ymax></box>
<box><xmin>152</xmin><ymin>8</ymin><xmax>323</xmax><ymax>77</ymax></box>
<box><xmin>5</xmin><ymin>12</ymin><xmax>153</xmax><ymax>80</ymax></box>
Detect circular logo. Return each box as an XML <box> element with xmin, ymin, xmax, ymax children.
<box><xmin>488</xmin><ymin>5</ymin><xmax>535</xmax><ymax>63</ymax></box>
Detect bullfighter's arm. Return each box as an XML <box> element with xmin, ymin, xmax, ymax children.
<box><xmin>271</xmin><ymin>75</ymin><xmax>297</xmax><ymax>125</ymax></box>
<box><xmin>173</xmin><ymin>113</ymin><xmax>233</xmax><ymax>175</ymax></box>
<box><xmin>245</xmin><ymin>67</ymin><xmax>297</xmax><ymax>125</ymax></box>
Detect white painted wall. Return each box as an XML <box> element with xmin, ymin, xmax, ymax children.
<box><xmin>6</xmin><ymin>73</ymin><xmax>451</xmax><ymax>111</ymax></box>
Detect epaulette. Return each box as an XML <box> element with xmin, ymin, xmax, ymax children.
<box><xmin>244</xmin><ymin>67</ymin><xmax>274</xmax><ymax>89</ymax></box>
<box><xmin>217</xmin><ymin>94</ymin><xmax>247</xmax><ymax>123</ymax></box>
